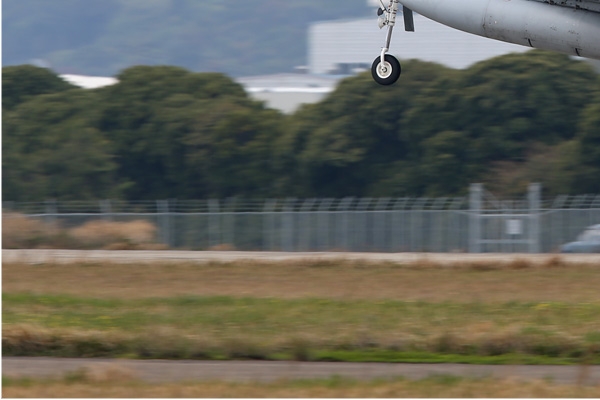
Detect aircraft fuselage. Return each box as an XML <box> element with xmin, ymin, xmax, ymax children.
<box><xmin>399</xmin><ymin>0</ymin><xmax>600</xmax><ymax>60</ymax></box>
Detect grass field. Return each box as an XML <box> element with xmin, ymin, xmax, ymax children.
<box><xmin>3</xmin><ymin>292</ymin><xmax>600</xmax><ymax>362</ymax></box>
<box><xmin>5</xmin><ymin>258</ymin><xmax>600</xmax><ymax>397</ymax></box>
<box><xmin>3</xmin><ymin>259</ymin><xmax>600</xmax><ymax>364</ymax></box>
<box><xmin>4</xmin><ymin>258</ymin><xmax>600</xmax><ymax>302</ymax></box>
<box><xmin>4</xmin><ymin>371</ymin><xmax>600</xmax><ymax>398</ymax></box>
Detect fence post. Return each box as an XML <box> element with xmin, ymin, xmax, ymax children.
<box><xmin>208</xmin><ymin>199</ymin><xmax>220</xmax><ymax>249</ymax></box>
<box><xmin>224</xmin><ymin>198</ymin><xmax>236</xmax><ymax>249</ymax></box>
<box><xmin>392</xmin><ymin>198</ymin><xmax>408</xmax><ymax>252</ymax></box>
<box><xmin>263</xmin><ymin>200</ymin><xmax>277</xmax><ymax>251</ymax></box>
<box><xmin>356</xmin><ymin>198</ymin><xmax>372</xmax><ymax>252</ymax></box>
<box><xmin>528</xmin><ymin>183</ymin><xmax>541</xmax><ymax>254</ymax></box>
<box><xmin>469</xmin><ymin>184</ymin><xmax>483</xmax><ymax>253</ymax></box>
<box><xmin>157</xmin><ymin>200</ymin><xmax>170</xmax><ymax>247</ymax></box>
<box><xmin>318</xmin><ymin>199</ymin><xmax>334</xmax><ymax>251</ymax></box>
<box><xmin>432</xmin><ymin>197</ymin><xmax>448</xmax><ymax>252</ymax></box>
<box><xmin>45</xmin><ymin>199</ymin><xmax>58</xmax><ymax>232</ymax></box>
<box><xmin>337</xmin><ymin>197</ymin><xmax>354</xmax><ymax>251</ymax></box>
<box><xmin>282</xmin><ymin>198</ymin><xmax>296</xmax><ymax>251</ymax></box>
<box><xmin>300</xmin><ymin>199</ymin><xmax>317</xmax><ymax>251</ymax></box>
<box><xmin>451</xmin><ymin>197</ymin><xmax>466</xmax><ymax>252</ymax></box>
<box><xmin>411</xmin><ymin>198</ymin><xmax>428</xmax><ymax>252</ymax></box>
<box><xmin>99</xmin><ymin>200</ymin><xmax>112</xmax><ymax>221</ymax></box>
<box><xmin>375</xmin><ymin>198</ymin><xmax>391</xmax><ymax>251</ymax></box>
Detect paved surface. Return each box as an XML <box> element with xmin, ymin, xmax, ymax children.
<box><xmin>4</xmin><ymin>249</ymin><xmax>600</xmax><ymax>265</ymax></box>
<box><xmin>3</xmin><ymin>358</ymin><xmax>600</xmax><ymax>385</ymax></box>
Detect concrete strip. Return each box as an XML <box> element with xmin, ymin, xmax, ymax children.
<box><xmin>3</xmin><ymin>249</ymin><xmax>600</xmax><ymax>265</ymax></box>
<box><xmin>3</xmin><ymin>357</ymin><xmax>600</xmax><ymax>385</ymax></box>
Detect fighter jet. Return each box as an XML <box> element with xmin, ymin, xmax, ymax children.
<box><xmin>372</xmin><ymin>0</ymin><xmax>600</xmax><ymax>85</ymax></box>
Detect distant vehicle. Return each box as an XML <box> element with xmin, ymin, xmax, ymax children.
<box><xmin>561</xmin><ymin>224</ymin><xmax>600</xmax><ymax>253</ymax></box>
<box><xmin>372</xmin><ymin>0</ymin><xmax>600</xmax><ymax>85</ymax></box>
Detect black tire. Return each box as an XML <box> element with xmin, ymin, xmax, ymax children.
<box><xmin>371</xmin><ymin>54</ymin><xmax>401</xmax><ymax>85</ymax></box>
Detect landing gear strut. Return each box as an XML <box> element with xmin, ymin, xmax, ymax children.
<box><xmin>372</xmin><ymin>0</ymin><xmax>403</xmax><ymax>85</ymax></box>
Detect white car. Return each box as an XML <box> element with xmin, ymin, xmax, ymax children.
<box><xmin>561</xmin><ymin>225</ymin><xmax>600</xmax><ymax>253</ymax></box>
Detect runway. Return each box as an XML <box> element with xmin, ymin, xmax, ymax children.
<box><xmin>3</xmin><ymin>357</ymin><xmax>600</xmax><ymax>385</ymax></box>
<box><xmin>3</xmin><ymin>249</ymin><xmax>600</xmax><ymax>265</ymax></box>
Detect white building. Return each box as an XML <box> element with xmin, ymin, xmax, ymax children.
<box><xmin>235</xmin><ymin>73</ymin><xmax>339</xmax><ymax>114</ymax></box>
<box><xmin>60</xmin><ymin>74</ymin><xmax>118</xmax><ymax>89</ymax></box>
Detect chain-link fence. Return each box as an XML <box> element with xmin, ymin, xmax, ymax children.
<box><xmin>4</xmin><ymin>185</ymin><xmax>600</xmax><ymax>253</ymax></box>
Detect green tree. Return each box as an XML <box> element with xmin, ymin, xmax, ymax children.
<box><xmin>97</xmin><ymin>65</ymin><xmax>283</xmax><ymax>199</ymax></box>
<box><xmin>278</xmin><ymin>61</ymin><xmax>456</xmax><ymax>197</ymax></box>
<box><xmin>4</xmin><ymin>52</ymin><xmax>599</xmax><ymax>202</ymax></box>
<box><xmin>404</xmin><ymin>51</ymin><xmax>598</xmax><ymax>195</ymax></box>
<box><xmin>564</xmin><ymin>94</ymin><xmax>600</xmax><ymax>193</ymax></box>
<box><xmin>282</xmin><ymin>51</ymin><xmax>598</xmax><ymax>198</ymax></box>
<box><xmin>2</xmin><ymin>65</ymin><xmax>76</xmax><ymax>111</ymax></box>
<box><xmin>420</xmin><ymin>131</ymin><xmax>471</xmax><ymax>196</ymax></box>
<box><xmin>184</xmin><ymin>100</ymin><xmax>283</xmax><ymax>198</ymax></box>
<box><xmin>3</xmin><ymin>90</ymin><xmax>120</xmax><ymax>201</ymax></box>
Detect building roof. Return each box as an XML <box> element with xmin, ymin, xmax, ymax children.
<box><xmin>60</xmin><ymin>74</ymin><xmax>118</xmax><ymax>89</ymax></box>
<box><xmin>236</xmin><ymin>73</ymin><xmax>339</xmax><ymax>92</ymax></box>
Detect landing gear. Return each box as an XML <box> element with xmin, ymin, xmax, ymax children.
<box><xmin>372</xmin><ymin>0</ymin><xmax>405</xmax><ymax>85</ymax></box>
<box><xmin>372</xmin><ymin>54</ymin><xmax>401</xmax><ymax>86</ymax></box>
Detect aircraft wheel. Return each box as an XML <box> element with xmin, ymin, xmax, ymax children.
<box><xmin>371</xmin><ymin>54</ymin><xmax>401</xmax><ymax>85</ymax></box>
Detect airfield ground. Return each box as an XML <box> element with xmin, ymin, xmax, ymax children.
<box><xmin>3</xmin><ymin>250</ymin><xmax>600</xmax><ymax>396</ymax></box>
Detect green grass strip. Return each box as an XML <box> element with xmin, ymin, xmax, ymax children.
<box><xmin>4</xmin><ymin>293</ymin><xmax>600</xmax><ymax>363</ymax></box>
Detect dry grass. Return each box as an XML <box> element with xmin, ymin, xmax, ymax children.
<box><xmin>4</xmin><ymin>375</ymin><xmax>600</xmax><ymax>398</ymax></box>
<box><xmin>5</xmin><ymin>319</ymin><xmax>599</xmax><ymax>361</ymax></box>
<box><xmin>3</xmin><ymin>259</ymin><xmax>600</xmax><ymax>302</ymax></box>
<box><xmin>2</xmin><ymin>213</ymin><xmax>160</xmax><ymax>250</ymax></box>
<box><xmin>67</xmin><ymin>364</ymin><xmax>139</xmax><ymax>383</ymax></box>
<box><xmin>69</xmin><ymin>220</ymin><xmax>156</xmax><ymax>248</ymax></box>
<box><xmin>5</xmin><ymin>258</ymin><xmax>600</xmax><ymax>363</ymax></box>
<box><xmin>2</xmin><ymin>213</ymin><xmax>57</xmax><ymax>249</ymax></box>
<box><xmin>207</xmin><ymin>243</ymin><xmax>237</xmax><ymax>251</ymax></box>
<box><xmin>2</xmin><ymin>324</ymin><xmax>132</xmax><ymax>357</ymax></box>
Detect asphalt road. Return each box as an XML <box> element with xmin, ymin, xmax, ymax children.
<box><xmin>4</xmin><ymin>249</ymin><xmax>600</xmax><ymax>265</ymax></box>
<box><xmin>3</xmin><ymin>358</ymin><xmax>600</xmax><ymax>385</ymax></box>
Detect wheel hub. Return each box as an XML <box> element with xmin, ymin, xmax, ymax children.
<box><xmin>377</xmin><ymin>62</ymin><xmax>393</xmax><ymax>79</ymax></box>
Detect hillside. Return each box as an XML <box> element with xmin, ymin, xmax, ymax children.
<box><xmin>3</xmin><ymin>0</ymin><xmax>371</xmax><ymax>77</ymax></box>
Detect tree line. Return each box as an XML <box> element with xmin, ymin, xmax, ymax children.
<box><xmin>3</xmin><ymin>50</ymin><xmax>600</xmax><ymax>202</ymax></box>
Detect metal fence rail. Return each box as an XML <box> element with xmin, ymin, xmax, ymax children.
<box><xmin>4</xmin><ymin>187</ymin><xmax>600</xmax><ymax>253</ymax></box>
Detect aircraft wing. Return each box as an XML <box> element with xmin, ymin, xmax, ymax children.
<box><xmin>531</xmin><ymin>0</ymin><xmax>600</xmax><ymax>13</ymax></box>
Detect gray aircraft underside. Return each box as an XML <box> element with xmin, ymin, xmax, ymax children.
<box><xmin>371</xmin><ymin>0</ymin><xmax>600</xmax><ymax>84</ymax></box>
